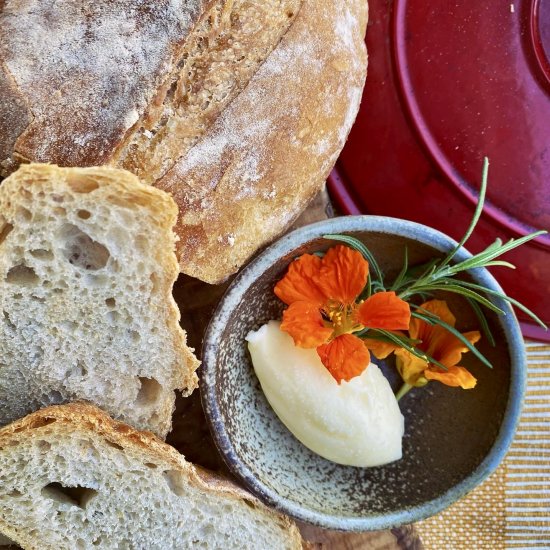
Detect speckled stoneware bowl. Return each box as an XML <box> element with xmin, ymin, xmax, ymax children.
<box><xmin>201</xmin><ymin>216</ymin><xmax>525</xmax><ymax>531</ymax></box>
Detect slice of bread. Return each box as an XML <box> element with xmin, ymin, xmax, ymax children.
<box><xmin>0</xmin><ymin>164</ymin><xmax>199</xmax><ymax>438</ymax></box>
<box><xmin>0</xmin><ymin>403</ymin><xmax>302</xmax><ymax>549</ymax></box>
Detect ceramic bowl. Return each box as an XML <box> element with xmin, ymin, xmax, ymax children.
<box><xmin>201</xmin><ymin>216</ymin><xmax>525</xmax><ymax>531</ymax></box>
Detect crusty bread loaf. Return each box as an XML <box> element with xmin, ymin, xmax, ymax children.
<box><xmin>0</xmin><ymin>164</ymin><xmax>199</xmax><ymax>438</ymax></box>
<box><xmin>0</xmin><ymin>0</ymin><xmax>367</xmax><ymax>283</ymax></box>
<box><xmin>0</xmin><ymin>403</ymin><xmax>302</xmax><ymax>550</ymax></box>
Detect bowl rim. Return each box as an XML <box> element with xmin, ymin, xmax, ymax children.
<box><xmin>201</xmin><ymin>215</ymin><xmax>526</xmax><ymax>531</ymax></box>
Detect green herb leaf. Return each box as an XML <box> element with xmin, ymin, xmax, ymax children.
<box><xmin>416</xmin><ymin>282</ymin><xmax>505</xmax><ymax>315</ymax></box>
<box><xmin>466</xmin><ymin>297</ymin><xmax>496</xmax><ymax>347</ymax></box>
<box><xmin>452</xmin><ymin>280</ymin><xmax>548</xmax><ymax>329</ymax></box>
<box><xmin>445</xmin><ymin>230</ymin><xmax>546</xmax><ymax>276</ymax></box>
<box><xmin>481</xmin><ymin>261</ymin><xmax>516</xmax><ymax>269</ymax></box>
<box><xmin>391</xmin><ymin>247</ymin><xmax>409</xmax><ymax>291</ymax></box>
<box><xmin>438</xmin><ymin>156</ymin><xmax>489</xmax><ymax>270</ymax></box>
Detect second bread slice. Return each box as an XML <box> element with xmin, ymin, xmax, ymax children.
<box><xmin>0</xmin><ymin>164</ymin><xmax>199</xmax><ymax>438</ymax></box>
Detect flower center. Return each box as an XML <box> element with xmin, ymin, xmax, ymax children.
<box><xmin>324</xmin><ymin>301</ymin><xmax>362</xmax><ymax>338</ymax></box>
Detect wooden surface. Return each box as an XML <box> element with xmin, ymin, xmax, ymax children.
<box><xmin>168</xmin><ymin>190</ymin><xmax>423</xmax><ymax>549</ymax></box>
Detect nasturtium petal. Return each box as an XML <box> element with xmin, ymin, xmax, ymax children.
<box><xmin>425</xmin><ymin>365</ymin><xmax>477</xmax><ymax>389</ymax></box>
<box><xmin>395</xmin><ymin>348</ymin><xmax>429</xmax><ymax>387</ymax></box>
<box><xmin>274</xmin><ymin>254</ymin><xmax>326</xmax><ymax>306</ymax></box>
<box><xmin>362</xmin><ymin>336</ymin><xmax>402</xmax><ymax>360</ymax></box>
<box><xmin>316</xmin><ymin>334</ymin><xmax>370</xmax><ymax>384</ymax></box>
<box><xmin>410</xmin><ymin>299</ymin><xmax>457</xmax><ymax>342</ymax></box>
<box><xmin>316</xmin><ymin>245</ymin><xmax>369</xmax><ymax>305</ymax></box>
<box><xmin>437</xmin><ymin>330</ymin><xmax>481</xmax><ymax>368</ymax></box>
<box><xmin>357</xmin><ymin>291</ymin><xmax>411</xmax><ymax>330</ymax></box>
<box><xmin>280</xmin><ymin>301</ymin><xmax>332</xmax><ymax>349</ymax></box>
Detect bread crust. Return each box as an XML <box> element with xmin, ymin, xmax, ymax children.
<box><xmin>157</xmin><ymin>0</ymin><xmax>368</xmax><ymax>282</ymax></box>
<box><xmin>0</xmin><ymin>403</ymin><xmax>302</xmax><ymax>550</ymax></box>
<box><xmin>0</xmin><ymin>0</ymin><xmax>209</xmax><ymax>169</ymax></box>
<box><xmin>0</xmin><ymin>0</ymin><xmax>367</xmax><ymax>284</ymax></box>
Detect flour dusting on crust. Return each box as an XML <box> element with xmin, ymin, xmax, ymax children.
<box><xmin>157</xmin><ymin>0</ymin><xmax>368</xmax><ymax>283</ymax></box>
<box><xmin>0</xmin><ymin>0</ymin><xmax>205</xmax><ymax>166</ymax></box>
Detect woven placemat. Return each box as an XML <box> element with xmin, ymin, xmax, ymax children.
<box><xmin>416</xmin><ymin>342</ymin><xmax>550</xmax><ymax>549</ymax></box>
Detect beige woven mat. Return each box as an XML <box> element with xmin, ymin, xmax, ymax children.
<box><xmin>416</xmin><ymin>342</ymin><xmax>550</xmax><ymax>549</ymax></box>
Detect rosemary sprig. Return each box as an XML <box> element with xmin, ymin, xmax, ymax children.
<box><xmin>448</xmin><ymin>279</ymin><xmax>547</xmax><ymax>329</ymax></box>
<box><xmin>466</xmin><ymin>297</ymin><xmax>496</xmax><ymax>347</ymax></box>
<box><xmin>395</xmin><ymin>157</ymin><xmax>546</xmax><ymax>336</ymax></box>
<box><xmin>390</xmin><ymin>247</ymin><xmax>409</xmax><ymax>291</ymax></box>
<box><xmin>437</xmin><ymin>156</ymin><xmax>490</xmax><ymax>271</ymax></box>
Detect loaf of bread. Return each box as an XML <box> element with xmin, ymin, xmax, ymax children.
<box><xmin>0</xmin><ymin>164</ymin><xmax>199</xmax><ymax>438</ymax></box>
<box><xmin>0</xmin><ymin>403</ymin><xmax>302</xmax><ymax>550</ymax></box>
<box><xmin>0</xmin><ymin>0</ymin><xmax>368</xmax><ymax>283</ymax></box>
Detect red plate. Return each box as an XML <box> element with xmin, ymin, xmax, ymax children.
<box><xmin>329</xmin><ymin>0</ymin><xmax>550</xmax><ymax>341</ymax></box>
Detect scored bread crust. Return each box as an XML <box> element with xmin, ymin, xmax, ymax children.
<box><xmin>0</xmin><ymin>0</ymin><xmax>367</xmax><ymax>284</ymax></box>
<box><xmin>0</xmin><ymin>0</ymin><xmax>210</xmax><ymax>171</ymax></box>
<box><xmin>157</xmin><ymin>0</ymin><xmax>368</xmax><ymax>283</ymax></box>
<box><xmin>0</xmin><ymin>403</ymin><xmax>302</xmax><ymax>550</ymax></box>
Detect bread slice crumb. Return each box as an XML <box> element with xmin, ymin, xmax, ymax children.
<box><xmin>0</xmin><ymin>164</ymin><xmax>199</xmax><ymax>438</ymax></box>
<box><xmin>0</xmin><ymin>403</ymin><xmax>302</xmax><ymax>550</ymax></box>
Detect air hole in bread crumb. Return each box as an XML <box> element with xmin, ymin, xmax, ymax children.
<box><xmin>136</xmin><ymin>377</ymin><xmax>162</xmax><ymax>406</ymax></box>
<box><xmin>7</xmin><ymin>489</ymin><xmax>22</xmax><ymax>497</ymax></box>
<box><xmin>66</xmin><ymin>174</ymin><xmax>99</xmax><ymax>193</ymax></box>
<box><xmin>58</xmin><ymin>224</ymin><xmax>110</xmax><ymax>270</ymax></box>
<box><xmin>150</xmin><ymin>272</ymin><xmax>159</xmax><ymax>293</ymax></box>
<box><xmin>129</xmin><ymin>330</ymin><xmax>140</xmax><ymax>342</ymax></box>
<box><xmin>60</xmin><ymin>320</ymin><xmax>78</xmax><ymax>333</ymax></box>
<box><xmin>41</xmin><ymin>483</ymin><xmax>98</xmax><ymax>509</ymax></box>
<box><xmin>36</xmin><ymin>440</ymin><xmax>51</xmax><ymax>453</ymax></box>
<box><xmin>25</xmin><ymin>417</ymin><xmax>57</xmax><ymax>430</ymax></box>
<box><xmin>6</xmin><ymin>265</ymin><xmax>39</xmax><ymax>286</ymax></box>
<box><xmin>105</xmin><ymin>297</ymin><xmax>116</xmax><ymax>308</ymax></box>
<box><xmin>84</xmin><ymin>273</ymin><xmax>108</xmax><ymax>288</ymax></box>
<box><xmin>3</xmin><ymin>311</ymin><xmax>15</xmax><ymax>330</ymax></box>
<box><xmin>145</xmin><ymin>462</ymin><xmax>158</xmax><ymax>469</ymax></box>
<box><xmin>51</xmin><ymin>194</ymin><xmax>65</xmax><ymax>203</ymax></box>
<box><xmin>70</xmin><ymin>362</ymin><xmax>87</xmax><ymax>377</ymax></box>
<box><xmin>77</xmin><ymin>209</ymin><xmax>92</xmax><ymax>220</ymax></box>
<box><xmin>106</xmin><ymin>310</ymin><xmax>120</xmax><ymax>324</ymax></box>
<box><xmin>30</xmin><ymin>248</ymin><xmax>54</xmax><ymax>261</ymax></box>
<box><xmin>162</xmin><ymin>470</ymin><xmax>186</xmax><ymax>497</ymax></box>
<box><xmin>16</xmin><ymin>207</ymin><xmax>32</xmax><ymax>222</ymax></box>
<box><xmin>135</xmin><ymin>234</ymin><xmax>148</xmax><ymax>253</ymax></box>
<box><xmin>0</xmin><ymin>222</ymin><xmax>13</xmax><ymax>245</ymax></box>
<box><xmin>105</xmin><ymin>440</ymin><xmax>124</xmax><ymax>451</ymax></box>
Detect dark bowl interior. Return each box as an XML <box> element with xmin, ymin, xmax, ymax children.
<box><xmin>201</xmin><ymin>216</ymin><xmax>525</xmax><ymax>530</ymax></box>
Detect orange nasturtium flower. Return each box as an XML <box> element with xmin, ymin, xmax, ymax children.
<box><xmin>274</xmin><ymin>245</ymin><xmax>411</xmax><ymax>383</ymax></box>
<box><xmin>395</xmin><ymin>300</ymin><xmax>480</xmax><ymax>389</ymax></box>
